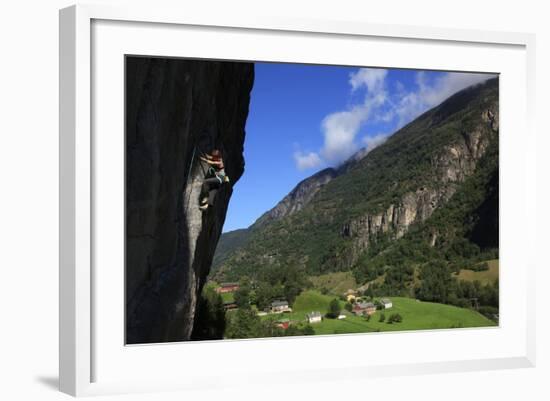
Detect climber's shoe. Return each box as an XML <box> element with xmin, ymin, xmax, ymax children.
<box><xmin>199</xmin><ymin>203</ymin><xmax>209</xmax><ymax>211</ymax></box>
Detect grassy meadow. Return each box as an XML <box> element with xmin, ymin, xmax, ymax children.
<box><xmin>261</xmin><ymin>290</ymin><xmax>496</xmax><ymax>336</ymax></box>
<box><xmin>454</xmin><ymin>259</ymin><xmax>499</xmax><ymax>285</ymax></box>
<box><xmin>309</xmin><ymin>271</ymin><xmax>358</xmax><ymax>295</ymax></box>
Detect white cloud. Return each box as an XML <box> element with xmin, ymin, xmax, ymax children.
<box><xmin>293</xmin><ymin>150</ymin><xmax>323</xmax><ymax>171</ymax></box>
<box><xmin>419</xmin><ymin>71</ymin><xmax>491</xmax><ymax>106</ymax></box>
<box><xmin>349</xmin><ymin>68</ymin><xmax>387</xmax><ymax>93</ymax></box>
<box><xmin>293</xmin><ymin>68</ymin><xmax>496</xmax><ymax>171</ymax></box>
<box><xmin>320</xmin><ymin>106</ymin><xmax>365</xmax><ymax>163</ymax></box>
<box><xmin>395</xmin><ymin>71</ymin><xmax>495</xmax><ymax>126</ymax></box>
<box><xmin>315</xmin><ymin>68</ymin><xmax>388</xmax><ymax>165</ymax></box>
<box><xmin>363</xmin><ymin>132</ymin><xmax>390</xmax><ymax>152</ymax></box>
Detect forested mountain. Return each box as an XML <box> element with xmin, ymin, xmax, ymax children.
<box><xmin>212</xmin><ymin>78</ymin><xmax>499</xmax><ymax>295</ymax></box>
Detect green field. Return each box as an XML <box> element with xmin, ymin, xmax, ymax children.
<box><xmin>220</xmin><ymin>291</ymin><xmax>235</xmax><ymax>303</ymax></box>
<box><xmin>455</xmin><ymin>259</ymin><xmax>499</xmax><ymax>285</ymax></box>
<box><xmin>309</xmin><ymin>272</ymin><xmax>358</xmax><ymax>295</ymax></box>
<box><xmin>259</xmin><ymin>290</ymin><xmax>340</xmax><ymax>323</ymax></box>
<box><xmin>266</xmin><ymin>290</ymin><xmax>496</xmax><ymax>335</ymax></box>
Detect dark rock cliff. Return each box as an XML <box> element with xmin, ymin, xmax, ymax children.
<box><xmin>125</xmin><ymin>57</ymin><xmax>254</xmax><ymax>344</ymax></box>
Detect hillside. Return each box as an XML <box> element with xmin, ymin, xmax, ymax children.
<box><xmin>211</xmin><ymin>228</ymin><xmax>251</xmax><ymax>270</ymax></box>
<box><xmin>212</xmin><ymin>149</ymin><xmax>369</xmax><ymax>270</ymax></box>
<box><xmin>213</xmin><ymin>78</ymin><xmax>499</xmax><ymax>296</ymax></box>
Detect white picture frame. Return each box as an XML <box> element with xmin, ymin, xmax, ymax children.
<box><xmin>59</xmin><ymin>3</ymin><xmax>536</xmax><ymax>397</ymax></box>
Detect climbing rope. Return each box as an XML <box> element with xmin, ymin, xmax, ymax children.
<box><xmin>183</xmin><ymin>145</ymin><xmax>197</xmax><ymax>216</ymax></box>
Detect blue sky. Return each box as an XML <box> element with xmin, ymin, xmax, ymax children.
<box><xmin>222</xmin><ymin>62</ymin><xmax>493</xmax><ymax>232</ymax></box>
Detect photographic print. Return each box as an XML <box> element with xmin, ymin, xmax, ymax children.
<box><xmin>125</xmin><ymin>56</ymin><xmax>499</xmax><ymax>345</ymax></box>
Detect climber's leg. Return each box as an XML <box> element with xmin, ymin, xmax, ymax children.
<box><xmin>200</xmin><ymin>177</ymin><xmax>221</xmax><ymax>208</ymax></box>
<box><xmin>201</xmin><ymin>178</ymin><xmax>216</xmax><ymax>201</ymax></box>
<box><xmin>208</xmin><ymin>187</ymin><xmax>219</xmax><ymax>206</ymax></box>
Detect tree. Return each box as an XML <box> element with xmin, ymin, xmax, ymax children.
<box><xmin>284</xmin><ymin>324</ymin><xmax>315</xmax><ymax>337</ymax></box>
<box><xmin>326</xmin><ymin>298</ymin><xmax>341</xmax><ymax>319</ymax></box>
<box><xmin>234</xmin><ymin>284</ymin><xmax>251</xmax><ymax>309</ymax></box>
<box><xmin>367</xmin><ymin>284</ymin><xmax>375</xmax><ymax>300</ymax></box>
<box><xmin>225</xmin><ymin>309</ymin><xmax>265</xmax><ymax>339</ymax></box>
<box><xmin>301</xmin><ymin>324</ymin><xmax>315</xmax><ymax>335</ymax></box>
<box><xmin>255</xmin><ymin>281</ymin><xmax>274</xmax><ymax>311</ymax></box>
<box><xmin>344</xmin><ymin>302</ymin><xmax>353</xmax><ymax>312</ymax></box>
<box><xmin>379</xmin><ymin>313</ymin><xmax>386</xmax><ymax>323</ymax></box>
<box><xmin>416</xmin><ymin>260</ymin><xmax>454</xmax><ymax>303</ymax></box>
<box><xmin>191</xmin><ymin>284</ymin><xmax>226</xmax><ymax>340</ymax></box>
<box><xmin>387</xmin><ymin>313</ymin><xmax>403</xmax><ymax>324</ymax></box>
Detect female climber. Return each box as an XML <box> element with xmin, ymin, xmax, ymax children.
<box><xmin>199</xmin><ymin>149</ymin><xmax>230</xmax><ymax>211</ymax></box>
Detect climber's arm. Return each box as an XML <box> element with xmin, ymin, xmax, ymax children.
<box><xmin>200</xmin><ymin>156</ymin><xmax>223</xmax><ymax>167</ymax></box>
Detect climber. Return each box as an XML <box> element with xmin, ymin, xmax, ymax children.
<box><xmin>198</xmin><ymin>149</ymin><xmax>230</xmax><ymax>211</ymax></box>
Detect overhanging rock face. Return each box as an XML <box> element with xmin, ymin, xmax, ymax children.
<box><xmin>125</xmin><ymin>57</ymin><xmax>254</xmax><ymax>344</ymax></box>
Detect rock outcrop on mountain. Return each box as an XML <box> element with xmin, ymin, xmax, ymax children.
<box><xmin>340</xmin><ymin>102</ymin><xmax>498</xmax><ymax>263</ymax></box>
<box><xmin>255</xmin><ymin>168</ymin><xmax>338</xmax><ymax>227</ymax></box>
<box><xmin>125</xmin><ymin>57</ymin><xmax>253</xmax><ymax>344</ymax></box>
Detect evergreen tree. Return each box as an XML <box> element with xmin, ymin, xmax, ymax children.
<box><xmin>327</xmin><ymin>298</ymin><xmax>341</xmax><ymax>319</ymax></box>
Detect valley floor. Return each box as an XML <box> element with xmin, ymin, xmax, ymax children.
<box><xmin>248</xmin><ymin>290</ymin><xmax>496</xmax><ymax>337</ymax></box>
<box><xmin>218</xmin><ymin>260</ymin><xmax>499</xmax><ymax>339</ymax></box>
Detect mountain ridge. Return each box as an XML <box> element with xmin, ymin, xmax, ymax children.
<box><xmin>212</xmin><ymin>77</ymin><xmax>499</xmax><ymax>285</ymax></box>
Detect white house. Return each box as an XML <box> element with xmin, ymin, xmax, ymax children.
<box><xmin>271</xmin><ymin>300</ymin><xmax>291</xmax><ymax>313</ymax></box>
<box><xmin>306</xmin><ymin>311</ymin><xmax>322</xmax><ymax>324</ymax></box>
<box><xmin>380</xmin><ymin>298</ymin><xmax>393</xmax><ymax>309</ymax></box>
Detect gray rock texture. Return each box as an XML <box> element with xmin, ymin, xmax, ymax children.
<box><xmin>125</xmin><ymin>57</ymin><xmax>254</xmax><ymax>344</ymax></box>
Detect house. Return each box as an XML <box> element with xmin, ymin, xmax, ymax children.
<box><xmin>346</xmin><ymin>294</ymin><xmax>356</xmax><ymax>303</ymax></box>
<box><xmin>216</xmin><ymin>282</ymin><xmax>240</xmax><ymax>294</ymax></box>
<box><xmin>306</xmin><ymin>311</ymin><xmax>322</xmax><ymax>324</ymax></box>
<box><xmin>344</xmin><ymin>289</ymin><xmax>358</xmax><ymax>302</ymax></box>
<box><xmin>276</xmin><ymin>319</ymin><xmax>291</xmax><ymax>330</ymax></box>
<box><xmin>337</xmin><ymin>313</ymin><xmax>347</xmax><ymax>320</ymax></box>
<box><xmin>271</xmin><ymin>300</ymin><xmax>291</xmax><ymax>313</ymax></box>
<box><xmin>380</xmin><ymin>298</ymin><xmax>393</xmax><ymax>309</ymax></box>
<box><xmin>345</xmin><ymin>289</ymin><xmax>357</xmax><ymax>298</ymax></box>
<box><xmin>223</xmin><ymin>301</ymin><xmax>237</xmax><ymax>311</ymax></box>
<box><xmin>352</xmin><ymin>302</ymin><xmax>377</xmax><ymax>316</ymax></box>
